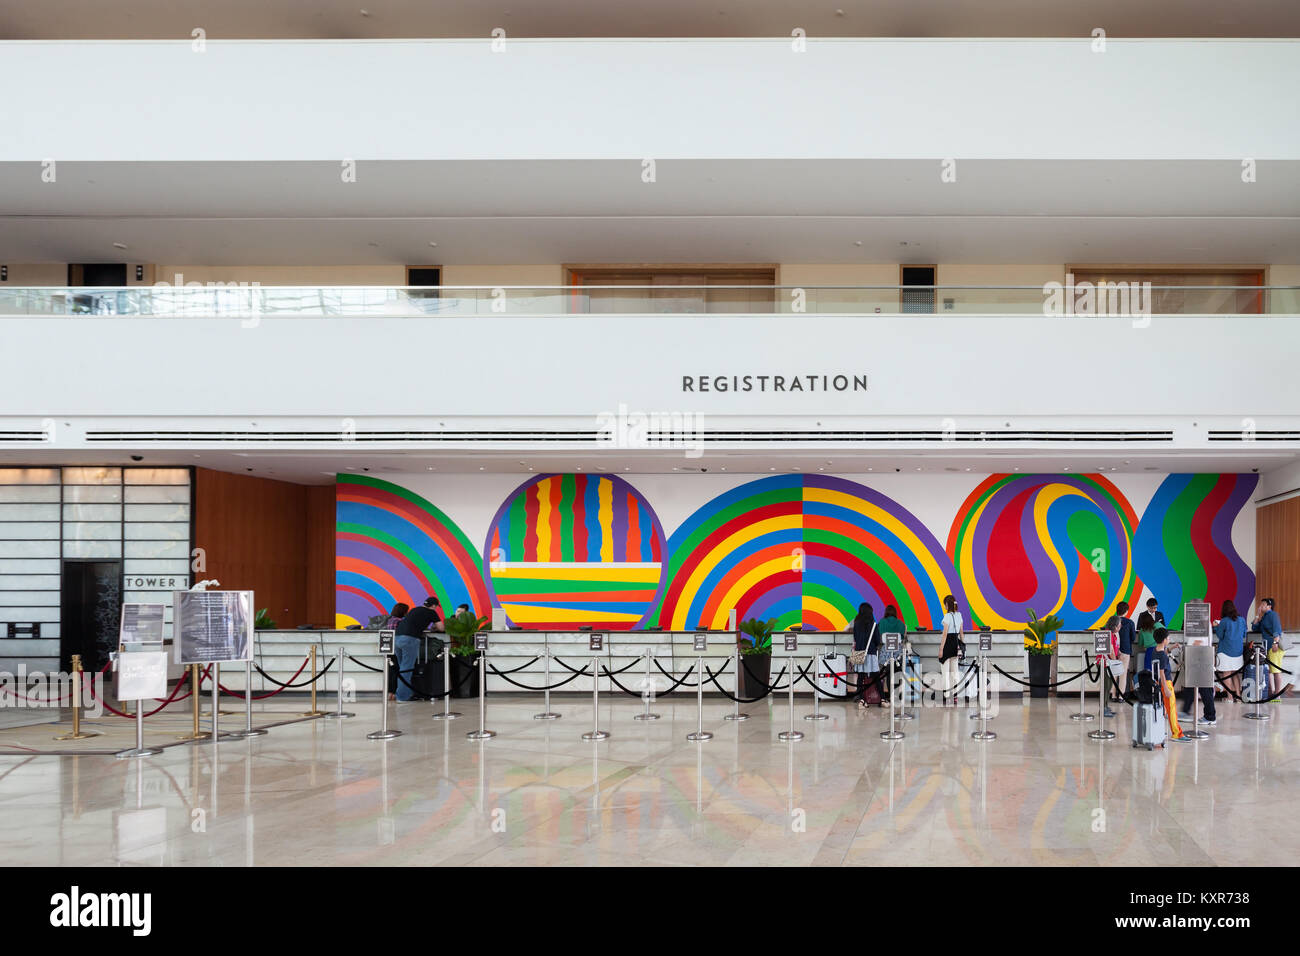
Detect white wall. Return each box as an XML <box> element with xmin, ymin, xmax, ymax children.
<box><xmin>153</xmin><ymin>265</ymin><xmax>407</xmax><ymax>286</ymax></box>
<box><xmin>4</xmin><ymin>40</ymin><xmax>1298</xmax><ymax>162</ymax></box>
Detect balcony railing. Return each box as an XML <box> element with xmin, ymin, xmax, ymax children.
<box><xmin>1</xmin><ymin>285</ymin><xmax>1296</xmax><ymax>317</ymax></box>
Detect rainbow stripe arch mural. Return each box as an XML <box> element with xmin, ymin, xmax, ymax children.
<box><xmin>335</xmin><ymin>474</ymin><xmax>490</xmax><ymax>628</ymax></box>
<box><xmin>947</xmin><ymin>474</ymin><xmax>1141</xmax><ymax>631</ymax></box>
<box><xmin>1133</xmin><ymin>474</ymin><xmax>1257</xmax><ymax>629</ymax></box>
<box><xmin>483</xmin><ymin>474</ymin><xmax>666</xmax><ymax>630</ymax></box>
<box><xmin>652</xmin><ymin>475</ymin><xmax>964</xmax><ymax>632</ymax></box>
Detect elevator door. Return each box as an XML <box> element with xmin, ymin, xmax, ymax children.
<box><xmin>60</xmin><ymin>560</ymin><xmax>122</xmax><ymax>672</ymax></box>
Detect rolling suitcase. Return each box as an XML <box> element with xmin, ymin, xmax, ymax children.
<box><xmin>1131</xmin><ymin>672</ymin><xmax>1167</xmax><ymax>750</ymax></box>
<box><xmin>407</xmin><ymin>636</ymin><xmax>445</xmax><ymax>700</ymax></box>
<box><xmin>816</xmin><ymin>653</ymin><xmax>850</xmax><ymax>699</ymax></box>
<box><xmin>1242</xmin><ymin>651</ymin><xmax>1270</xmax><ymax>703</ymax></box>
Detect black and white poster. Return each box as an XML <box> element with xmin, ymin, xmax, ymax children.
<box><xmin>173</xmin><ymin>590</ymin><xmax>253</xmax><ymax>664</ymax></box>
<box><xmin>1183</xmin><ymin>601</ymin><xmax>1212</xmax><ymax>645</ymax></box>
<box><xmin>119</xmin><ymin>603</ymin><xmax>165</xmax><ymax>648</ymax></box>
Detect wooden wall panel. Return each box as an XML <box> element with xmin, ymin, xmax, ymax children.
<box><xmin>194</xmin><ymin>468</ymin><xmax>334</xmax><ymax>629</ymax></box>
<box><xmin>1256</xmin><ymin>495</ymin><xmax>1300</xmax><ymax>628</ymax></box>
<box><xmin>305</xmin><ymin>485</ymin><xmax>336</xmax><ymax>627</ymax></box>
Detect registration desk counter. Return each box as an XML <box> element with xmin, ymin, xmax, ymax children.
<box><xmin>234</xmin><ymin>627</ymin><xmax>1163</xmax><ymax>699</ymax></box>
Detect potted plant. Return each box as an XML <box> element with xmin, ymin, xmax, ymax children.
<box><xmin>736</xmin><ymin>617</ymin><xmax>776</xmax><ymax>698</ymax></box>
<box><xmin>254</xmin><ymin>608</ymin><xmax>277</xmax><ymax>630</ymax></box>
<box><xmin>1022</xmin><ymin>608</ymin><xmax>1064</xmax><ymax>699</ymax></box>
<box><xmin>444</xmin><ymin>609</ymin><xmax>489</xmax><ymax>699</ymax></box>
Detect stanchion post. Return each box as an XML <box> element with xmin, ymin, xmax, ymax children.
<box><xmin>210</xmin><ymin>662</ymin><xmax>221</xmax><ymax>741</ymax></box>
<box><xmin>723</xmin><ymin>643</ymin><xmax>748</xmax><ymax>721</ymax></box>
<box><xmin>633</xmin><ymin>647</ymin><xmax>659</xmax><ymax>721</ymax></box>
<box><xmin>430</xmin><ymin>645</ymin><xmax>461</xmax><ymax>721</ymax></box>
<box><xmin>228</xmin><ymin>660</ymin><xmax>268</xmax><ymax>738</ymax></box>
<box><xmin>1089</xmin><ymin>661</ymin><xmax>1115</xmax><ymax>741</ymax></box>
<box><xmin>581</xmin><ymin>633</ymin><xmax>610</xmax><ymax>741</ymax></box>
<box><xmin>55</xmin><ymin>654</ymin><xmax>101</xmax><ymax>741</ymax></box>
<box><xmin>881</xmin><ymin>653</ymin><xmax>904</xmax><ymax>740</ymax></box>
<box><xmin>686</xmin><ymin>635</ymin><xmax>712</xmax><ymax>741</ymax></box>
<box><xmin>535</xmin><ymin>636</ymin><xmax>560</xmax><ymax>720</ymax></box>
<box><xmin>777</xmin><ymin>635</ymin><xmax>803</xmax><ymax>741</ymax></box>
<box><xmin>322</xmin><ymin>652</ymin><xmax>355</xmax><ymax>720</ymax></box>
<box><xmin>466</xmin><ymin>637</ymin><xmax>496</xmax><ymax>740</ymax></box>
<box><xmin>367</xmin><ymin>655</ymin><xmax>403</xmax><ymax>740</ymax></box>
<box><xmin>897</xmin><ymin>640</ymin><xmax>916</xmax><ymax>720</ymax></box>
<box><xmin>175</xmin><ymin>663</ymin><xmax>209</xmax><ymax>741</ymax></box>
<box><xmin>299</xmin><ymin>645</ymin><xmax>325</xmax><ymax>717</ymax></box>
<box><xmin>1244</xmin><ymin>643</ymin><xmax>1271</xmax><ymax>721</ymax></box>
<box><xmin>805</xmin><ymin>651</ymin><xmax>829</xmax><ymax>721</ymax></box>
<box><xmin>1071</xmin><ymin>647</ymin><xmax>1095</xmax><ymax>721</ymax></box>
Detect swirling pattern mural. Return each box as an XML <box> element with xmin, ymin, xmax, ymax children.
<box><xmin>1133</xmin><ymin>473</ymin><xmax>1257</xmax><ymax>628</ymax></box>
<box><xmin>483</xmin><ymin>474</ymin><xmax>665</xmax><ymax>630</ymax></box>
<box><xmin>947</xmin><ymin>475</ymin><xmax>1141</xmax><ymax>631</ymax></box>
<box><xmin>653</xmin><ymin>475</ymin><xmax>964</xmax><ymax>631</ymax></box>
<box><xmin>335</xmin><ymin>474</ymin><xmax>490</xmax><ymax>628</ymax></box>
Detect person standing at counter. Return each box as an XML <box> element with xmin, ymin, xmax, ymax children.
<box><xmin>1115</xmin><ymin>601</ymin><xmax>1136</xmax><ymax>694</ymax></box>
<box><xmin>1251</xmin><ymin>598</ymin><xmax>1286</xmax><ymax>699</ymax></box>
<box><xmin>382</xmin><ymin>602</ymin><xmax>410</xmax><ymax>700</ymax></box>
<box><xmin>938</xmin><ymin>595</ymin><xmax>964</xmax><ymax>707</ymax></box>
<box><xmin>394</xmin><ymin>596</ymin><xmax>445</xmax><ymax>702</ymax></box>
<box><xmin>1214</xmin><ymin>599</ymin><xmax>1245</xmax><ymax>702</ymax></box>
<box><xmin>850</xmin><ymin>602</ymin><xmax>881</xmax><ymax>707</ymax></box>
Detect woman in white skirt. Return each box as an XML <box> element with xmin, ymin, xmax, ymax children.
<box><xmin>937</xmin><ymin>595</ymin><xmax>964</xmax><ymax>706</ymax></box>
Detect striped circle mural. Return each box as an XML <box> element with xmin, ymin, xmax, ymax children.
<box><xmin>653</xmin><ymin>474</ymin><xmax>964</xmax><ymax>632</ymax></box>
<box><xmin>335</xmin><ymin>474</ymin><xmax>490</xmax><ymax>628</ymax></box>
<box><xmin>1133</xmin><ymin>473</ymin><xmax>1257</xmax><ymax>629</ymax></box>
<box><xmin>947</xmin><ymin>474</ymin><xmax>1140</xmax><ymax>631</ymax></box>
<box><xmin>484</xmin><ymin>474</ymin><xmax>666</xmax><ymax>630</ymax></box>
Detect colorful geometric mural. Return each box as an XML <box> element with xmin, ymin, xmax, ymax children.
<box><xmin>947</xmin><ymin>474</ymin><xmax>1141</xmax><ymax>631</ymax></box>
<box><xmin>334</xmin><ymin>474</ymin><xmax>491</xmax><ymax>628</ymax></box>
<box><xmin>483</xmin><ymin>474</ymin><xmax>666</xmax><ymax>630</ymax></box>
<box><xmin>652</xmin><ymin>475</ymin><xmax>964</xmax><ymax>632</ymax></box>
<box><xmin>1133</xmin><ymin>473</ymin><xmax>1257</xmax><ymax>628</ymax></box>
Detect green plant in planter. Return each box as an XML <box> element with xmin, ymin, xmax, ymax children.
<box><xmin>737</xmin><ymin>617</ymin><xmax>776</xmax><ymax>656</ymax></box>
<box><xmin>444</xmin><ymin>609</ymin><xmax>490</xmax><ymax>657</ymax></box>
<box><xmin>1023</xmin><ymin>608</ymin><xmax>1065</xmax><ymax>655</ymax></box>
<box><xmin>254</xmin><ymin>608</ymin><xmax>277</xmax><ymax>630</ymax></box>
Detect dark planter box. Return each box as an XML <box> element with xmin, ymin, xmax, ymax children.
<box><xmin>1027</xmin><ymin>653</ymin><xmax>1052</xmax><ymax>698</ymax></box>
<box><xmin>450</xmin><ymin>653</ymin><xmax>480</xmax><ymax>699</ymax></box>
<box><xmin>737</xmin><ymin>652</ymin><xmax>772</xmax><ymax>699</ymax></box>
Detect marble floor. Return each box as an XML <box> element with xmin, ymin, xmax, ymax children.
<box><xmin>0</xmin><ymin>693</ymin><xmax>1295</xmax><ymax>866</ymax></box>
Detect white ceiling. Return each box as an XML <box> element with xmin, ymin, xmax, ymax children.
<box><xmin>3</xmin><ymin>159</ymin><xmax>1298</xmax><ymax>265</ymax></box>
<box><xmin>1</xmin><ymin>0</ymin><xmax>1297</xmax><ymax>39</ymax></box>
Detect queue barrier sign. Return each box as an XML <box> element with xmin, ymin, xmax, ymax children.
<box><xmin>378</xmin><ymin>629</ymin><xmax>395</xmax><ymax>654</ymax></box>
<box><xmin>978</xmin><ymin>632</ymin><xmax>992</xmax><ymax>653</ymax></box>
<box><xmin>1094</xmin><ymin>632</ymin><xmax>1110</xmax><ymax>655</ymax></box>
<box><xmin>693</xmin><ymin>633</ymin><xmax>708</xmax><ymax>652</ymax></box>
<box><xmin>474</xmin><ymin>633</ymin><xmax>489</xmax><ymax>652</ymax></box>
<box><xmin>884</xmin><ymin>633</ymin><xmax>900</xmax><ymax>653</ymax></box>
<box><xmin>173</xmin><ymin>590</ymin><xmax>254</xmax><ymax>664</ymax></box>
<box><xmin>119</xmin><ymin>603</ymin><xmax>165</xmax><ymax>652</ymax></box>
<box><xmin>784</xmin><ymin>634</ymin><xmax>798</xmax><ymax>652</ymax></box>
<box><xmin>1183</xmin><ymin>602</ymin><xmax>1212</xmax><ymax>646</ymax></box>
<box><xmin>588</xmin><ymin>633</ymin><xmax>604</xmax><ymax>652</ymax></box>
<box><xmin>118</xmin><ymin>651</ymin><xmax>169</xmax><ymax>701</ymax></box>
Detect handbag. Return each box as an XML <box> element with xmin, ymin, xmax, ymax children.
<box><xmin>849</xmin><ymin>621</ymin><xmax>877</xmax><ymax>668</ymax></box>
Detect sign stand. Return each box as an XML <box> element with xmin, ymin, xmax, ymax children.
<box><xmin>970</xmin><ymin>630</ymin><xmax>994</xmax><ymax>720</ymax></box>
<box><xmin>723</xmin><ymin>643</ymin><xmax>748</xmax><ymax>721</ymax></box>
<box><xmin>1179</xmin><ymin>601</ymin><xmax>1213</xmax><ymax>740</ymax></box>
<box><xmin>227</xmin><ymin>660</ymin><xmax>269</xmax><ymax>738</ymax></box>
<box><xmin>581</xmin><ymin>633</ymin><xmax>610</xmax><ymax>741</ymax></box>
<box><xmin>1088</xmin><ymin>662</ymin><xmax>1116</xmax><ymax>741</ymax></box>
<box><xmin>430</xmin><ymin>645</ymin><xmax>461</xmax><ymax>721</ymax></box>
<box><xmin>880</xmin><ymin>637</ymin><xmax>905</xmax><ymax>741</ymax></box>
<box><xmin>466</xmin><ymin>634</ymin><xmax>496</xmax><ymax>740</ymax></box>
<box><xmin>114</xmin><ymin>602</ymin><xmax>169</xmax><ymax>758</ymax></box>
<box><xmin>534</xmin><ymin>638</ymin><xmax>561</xmax><ymax>720</ymax></box>
<box><xmin>633</xmin><ymin>648</ymin><xmax>660</xmax><ymax>721</ymax></box>
<box><xmin>115</xmin><ymin>704</ymin><xmax>164</xmax><ymax>759</ymax></box>
<box><xmin>805</xmin><ymin>653</ymin><xmax>829</xmax><ymax>721</ymax></box>
<box><xmin>686</xmin><ymin>634</ymin><xmax>713</xmax><ymax>741</ymax></box>
<box><xmin>777</xmin><ymin>634</ymin><xmax>803</xmax><ymax>741</ymax></box>
<box><xmin>367</xmin><ymin>655</ymin><xmax>403</xmax><ymax>740</ymax></box>
<box><xmin>1070</xmin><ymin>647</ymin><xmax>1096</xmax><ymax>721</ymax></box>
<box><xmin>322</xmin><ymin>652</ymin><xmax>355</xmax><ymax>720</ymax></box>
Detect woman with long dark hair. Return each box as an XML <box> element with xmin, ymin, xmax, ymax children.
<box><xmin>938</xmin><ymin>594</ymin><xmax>964</xmax><ymax>707</ymax></box>
<box><xmin>851</xmin><ymin>602</ymin><xmax>882</xmax><ymax>707</ymax></box>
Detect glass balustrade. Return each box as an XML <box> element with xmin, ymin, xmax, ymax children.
<box><xmin>0</xmin><ymin>285</ymin><xmax>1295</xmax><ymax>317</ymax></box>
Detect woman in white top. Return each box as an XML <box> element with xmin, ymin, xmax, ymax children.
<box><xmin>938</xmin><ymin>595</ymin><xmax>964</xmax><ymax>706</ymax></box>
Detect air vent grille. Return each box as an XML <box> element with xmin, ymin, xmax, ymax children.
<box><xmin>1208</xmin><ymin>430</ymin><xmax>1300</xmax><ymax>442</ymax></box>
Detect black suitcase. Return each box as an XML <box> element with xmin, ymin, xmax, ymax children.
<box><xmin>407</xmin><ymin>636</ymin><xmax>445</xmax><ymax>700</ymax></box>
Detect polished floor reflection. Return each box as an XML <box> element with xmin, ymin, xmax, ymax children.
<box><xmin>0</xmin><ymin>694</ymin><xmax>1296</xmax><ymax>866</ymax></box>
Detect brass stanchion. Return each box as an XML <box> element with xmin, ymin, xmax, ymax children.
<box><xmin>176</xmin><ymin>664</ymin><xmax>210</xmax><ymax>741</ymax></box>
<box><xmin>54</xmin><ymin>654</ymin><xmax>101</xmax><ymax>740</ymax></box>
<box><xmin>299</xmin><ymin>645</ymin><xmax>326</xmax><ymax>717</ymax></box>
